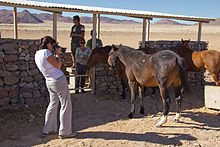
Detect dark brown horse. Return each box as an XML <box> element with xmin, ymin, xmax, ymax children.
<box><xmin>108</xmin><ymin>45</ymin><xmax>188</xmax><ymax>127</ymax></box>
<box><xmin>86</xmin><ymin>46</ymin><xmax>157</xmax><ymax>99</ymax></box>
<box><xmin>180</xmin><ymin>39</ymin><xmax>220</xmax><ymax>86</ymax></box>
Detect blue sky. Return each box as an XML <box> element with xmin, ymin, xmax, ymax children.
<box><xmin>0</xmin><ymin>0</ymin><xmax>219</xmax><ymax>24</ymax></box>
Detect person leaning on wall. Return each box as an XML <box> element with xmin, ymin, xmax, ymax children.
<box><xmin>70</xmin><ymin>15</ymin><xmax>85</xmax><ymax>68</ymax></box>
<box><xmin>86</xmin><ymin>30</ymin><xmax>103</xmax><ymax>50</ymax></box>
<box><xmin>35</xmin><ymin>36</ymin><xmax>76</xmax><ymax>139</ymax></box>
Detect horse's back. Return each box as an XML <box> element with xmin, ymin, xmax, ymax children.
<box><xmin>202</xmin><ymin>50</ymin><xmax>220</xmax><ymax>72</ymax></box>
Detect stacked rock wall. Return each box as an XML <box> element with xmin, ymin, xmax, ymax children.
<box><xmin>0</xmin><ymin>38</ymin><xmax>72</xmax><ymax>105</ymax></box>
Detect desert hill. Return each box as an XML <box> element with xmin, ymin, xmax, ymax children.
<box><xmin>0</xmin><ymin>9</ymin><xmax>139</xmax><ymax>24</ymax></box>
<box><xmin>0</xmin><ymin>9</ymin><xmax>43</xmax><ymax>24</ymax></box>
<box><xmin>154</xmin><ymin>19</ymin><xmax>188</xmax><ymax>25</ymax></box>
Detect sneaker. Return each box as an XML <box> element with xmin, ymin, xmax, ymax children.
<box><xmin>41</xmin><ymin>131</ymin><xmax>57</xmax><ymax>138</ymax></box>
<box><xmin>59</xmin><ymin>133</ymin><xmax>76</xmax><ymax>139</ymax></box>
<box><xmin>81</xmin><ymin>89</ymin><xmax>85</xmax><ymax>93</ymax></box>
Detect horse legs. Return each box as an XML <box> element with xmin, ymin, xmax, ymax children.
<box><xmin>138</xmin><ymin>85</ymin><xmax>145</xmax><ymax>114</ymax></box>
<box><xmin>211</xmin><ymin>73</ymin><xmax>220</xmax><ymax>86</ymax></box>
<box><xmin>120</xmin><ymin>79</ymin><xmax>126</xmax><ymax>99</ymax></box>
<box><xmin>156</xmin><ymin>87</ymin><xmax>170</xmax><ymax>127</ymax></box>
<box><xmin>173</xmin><ymin>84</ymin><xmax>183</xmax><ymax>122</ymax></box>
<box><xmin>128</xmin><ymin>80</ymin><xmax>136</xmax><ymax>119</ymax></box>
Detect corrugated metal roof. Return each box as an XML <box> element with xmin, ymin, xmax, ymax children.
<box><xmin>0</xmin><ymin>0</ymin><xmax>216</xmax><ymax>22</ymax></box>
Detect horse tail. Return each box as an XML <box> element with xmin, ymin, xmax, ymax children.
<box><xmin>177</xmin><ymin>56</ymin><xmax>189</xmax><ymax>94</ymax></box>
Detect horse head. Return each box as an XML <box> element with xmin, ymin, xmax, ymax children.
<box><xmin>86</xmin><ymin>46</ymin><xmax>111</xmax><ymax>70</ymax></box>
<box><xmin>108</xmin><ymin>44</ymin><xmax>119</xmax><ymax>68</ymax></box>
<box><xmin>180</xmin><ymin>39</ymin><xmax>192</xmax><ymax>56</ymax></box>
<box><xmin>181</xmin><ymin>39</ymin><xmax>191</xmax><ymax>50</ymax></box>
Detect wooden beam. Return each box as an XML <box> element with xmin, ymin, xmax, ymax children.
<box><xmin>142</xmin><ymin>18</ymin><xmax>146</xmax><ymax>48</ymax></box>
<box><xmin>53</xmin><ymin>12</ymin><xmax>57</xmax><ymax>40</ymax></box>
<box><xmin>198</xmin><ymin>22</ymin><xmax>202</xmax><ymax>42</ymax></box>
<box><xmin>13</xmin><ymin>7</ymin><xmax>18</xmax><ymax>39</ymax></box>
<box><xmin>146</xmin><ymin>19</ymin><xmax>150</xmax><ymax>41</ymax></box>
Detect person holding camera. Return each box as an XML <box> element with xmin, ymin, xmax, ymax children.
<box><xmin>70</xmin><ymin>15</ymin><xmax>85</xmax><ymax>68</ymax></box>
<box><xmin>75</xmin><ymin>38</ymin><xmax>92</xmax><ymax>94</ymax></box>
<box><xmin>35</xmin><ymin>36</ymin><xmax>75</xmax><ymax>139</ymax></box>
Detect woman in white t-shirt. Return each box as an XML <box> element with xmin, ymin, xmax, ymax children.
<box><xmin>35</xmin><ymin>36</ymin><xmax>75</xmax><ymax>139</ymax></box>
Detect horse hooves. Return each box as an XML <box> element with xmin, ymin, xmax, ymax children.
<box><xmin>128</xmin><ymin>113</ymin><xmax>133</xmax><ymax>119</ymax></box>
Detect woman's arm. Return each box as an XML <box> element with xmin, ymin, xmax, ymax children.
<box><xmin>47</xmin><ymin>54</ymin><xmax>61</xmax><ymax>69</ymax></box>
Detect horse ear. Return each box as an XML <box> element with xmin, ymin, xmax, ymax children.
<box><xmin>112</xmin><ymin>44</ymin><xmax>118</xmax><ymax>51</ymax></box>
<box><xmin>181</xmin><ymin>39</ymin><xmax>183</xmax><ymax>42</ymax></box>
<box><xmin>188</xmin><ymin>39</ymin><xmax>190</xmax><ymax>42</ymax></box>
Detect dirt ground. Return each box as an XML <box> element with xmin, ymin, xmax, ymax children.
<box><xmin>0</xmin><ymin>84</ymin><xmax>220</xmax><ymax>147</ymax></box>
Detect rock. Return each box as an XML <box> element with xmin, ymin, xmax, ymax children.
<box><xmin>0</xmin><ymin>78</ymin><xmax>3</xmax><ymax>86</ymax></box>
<box><xmin>3</xmin><ymin>76</ymin><xmax>19</xmax><ymax>85</ymax></box>
<box><xmin>0</xmin><ymin>88</ymin><xmax>8</xmax><ymax>98</ymax></box>
<box><xmin>0</xmin><ymin>71</ymin><xmax>12</xmax><ymax>77</ymax></box>
<box><xmin>4</xmin><ymin>55</ymin><xmax>18</xmax><ymax>62</ymax></box>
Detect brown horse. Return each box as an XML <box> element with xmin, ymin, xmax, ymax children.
<box><xmin>108</xmin><ymin>45</ymin><xmax>188</xmax><ymax>127</ymax></box>
<box><xmin>180</xmin><ymin>39</ymin><xmax>220</xmax><ymax>86</ymax></box>
<box><xmin>86</xmin><ymin>46</ymin><xmax>157</xmax><ymax>99</ymax></box>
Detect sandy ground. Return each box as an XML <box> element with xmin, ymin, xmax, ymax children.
<box><xmin>0</xmin><ymin>22</ymin><xmax>220</xmax><ymax>146</ymax></box>
<box><xmin>0</xmin><ymin>85</ymin><xmax>220</xmax><ymax>147</ymax></box>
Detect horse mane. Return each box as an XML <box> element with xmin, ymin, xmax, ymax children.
<box><xmin>115</xmin><ymin>45</ymin><xmax>146</xmax><ymax>56</ymax></box>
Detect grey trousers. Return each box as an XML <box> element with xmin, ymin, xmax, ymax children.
<box><xmin>43</xmin><ymin>75</ymin><xmax>72</xmax><ymax>136</ymax></box>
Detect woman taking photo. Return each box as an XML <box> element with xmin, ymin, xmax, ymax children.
<box><xmin>35</xmin><ymin>36</ymin><xmax>75</xmax><ymax>139</ymax></box>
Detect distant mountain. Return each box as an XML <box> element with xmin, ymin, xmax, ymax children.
<box><xmin>0</xmin><ymin>9</ymin><xmax>13</xmax><ymax>24</ymax></box>
<box><xmin>33</xmin><ymin>13</ymin><xmax>139</xmax><ymax>24</ymax></box>
<box><xmin>18</xmin><ymin>10</ymin><xmax>43</xmax><ymax>23</ymax></box>
<box><xmin>154</xmin><ymin>19</ymin><xmax>188</xmax><ymax>25</ymax></box>
<box><xmin>0</xmin><ymin>9</ymin><xmax>43</xmax><ymax>24</ymax></box>
<box><xmin>0</xmin><ymin>9</ymin><xmax>139</xmax><ymax>24</ymax></box>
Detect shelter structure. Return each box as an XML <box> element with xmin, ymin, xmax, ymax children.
<box><xmin>0</xmin><ymin>0</ymin><xmax>216</xmax><ymax>94</ymax></box>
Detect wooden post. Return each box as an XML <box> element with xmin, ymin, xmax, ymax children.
<box><xmin>97</xmin><ymin>14</ymin><xmax>101</xmax><ymax>39</ymax></box>
<box><xmin>146</xmin><ymin>19</ymin><xmax>150</xmax><ymax>41</ymax></box>
<box><xmin>142</xmin><ymin>18</ymin><xmax>146</xmax><ymax>48</ymax></box>
<box><xmin>53</xmin><ymin>12</ymin><xmax>57</xmax><ymax>40</ymax></box>
<box><xmin>13</xmin><ymin>7</ymin><xmax>18</xmax><ymax>39</ymax></box>
<box><xmin>198</xmin><ymin>22</ymin><xmax>202</xmax><ymax>42</ymax></box>
<box><xmin>92</xmin><ymin>14</ymin><xmax>97</xmax><ymax>49</ymax></box>
<box><xmin>91</xmin><ymin>14</ymin><xmax>97</xmax><ymax>95</ymax></box>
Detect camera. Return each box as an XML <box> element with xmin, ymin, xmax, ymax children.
<box><xmin>54</xmin><ymin>44</ymin><xmax>67</xmax><ymax>53</ymax></box>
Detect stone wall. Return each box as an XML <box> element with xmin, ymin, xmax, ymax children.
<box><xmin>93</xmin><ymin>64</ymin><xmax>122</xmax><ymax>98</ymax></box>
<box><xmin>0</xmin><ymin>38</ymin><xmax>72</xmax><ymax>106</ymax></box>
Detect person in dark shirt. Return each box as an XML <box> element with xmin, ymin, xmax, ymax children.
<box><xmin>70</xmin><ymin>15</ymin><xmax>85</xmax><ymax>67</ymax></box>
